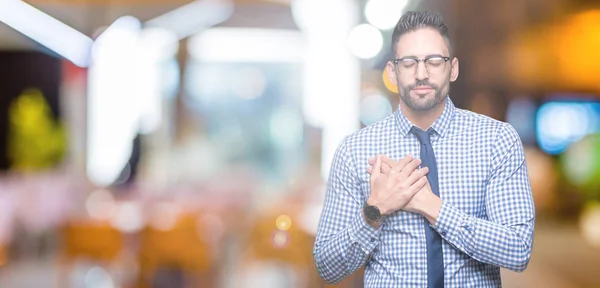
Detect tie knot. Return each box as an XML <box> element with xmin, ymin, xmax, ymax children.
<box><xmin>411</xmin><ymin>127</ymin><xmax>434</xmax><ymax>145</ymax></box>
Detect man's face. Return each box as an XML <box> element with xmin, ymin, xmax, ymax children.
<box><xmin>386</xmin><ymin>28</ymin><xmax>459</xmax><ymax>112</ymax></box>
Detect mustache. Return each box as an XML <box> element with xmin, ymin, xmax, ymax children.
<box><xmin>408</xmin><ymin>80</ymin><xmax>438</xmax><ymax>90</ymax></box>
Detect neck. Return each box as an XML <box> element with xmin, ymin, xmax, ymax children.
<box><xmin>400</xmin><ymin>98</ymin><xmax>447</xmax><ymax>130</ymax></box>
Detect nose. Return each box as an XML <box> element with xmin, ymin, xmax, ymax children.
<box><xmin>415</xmin><ymin>61</ymin><xmax>429</xmax><ymax>80</ymax></box>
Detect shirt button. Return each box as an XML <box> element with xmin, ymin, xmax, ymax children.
<box><xmin>370</xmin><ymin>238</ymin><xmax>376</xmax><ymax>242</ymax></box>
<box><xmin>441</xmin><ymin>231</ymin><xmax>447</xmax><ymax>236</ymax></box>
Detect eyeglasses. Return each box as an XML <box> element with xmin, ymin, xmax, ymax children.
<box><xmin>392</xmin><ymin>56</ymin><xmax>450</xmax><ymax>75</ymax></box>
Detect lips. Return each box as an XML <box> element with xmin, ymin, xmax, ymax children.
<box><xmin>412</xmin><ymin>86</ymin><xmax>433</xmax><ymax>91</ymax></box>
<box><xmin>411</xmin><ymin>86</ymin><xmax>434</xmax><ymax>94</ymax></box>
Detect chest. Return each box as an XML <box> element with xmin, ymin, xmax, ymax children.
<box><xmin>357</xmin><ymin>132</ymin><xmax>492</xmax><ymax>218</ymax></box>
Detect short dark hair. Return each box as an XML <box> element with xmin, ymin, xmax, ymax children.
<box><xmin>391</xmin><ymin>10</ymin><xmax>452</xmax><ymax>57</ymax></box>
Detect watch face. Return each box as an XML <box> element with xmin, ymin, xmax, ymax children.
<box><xmin>365</xmin><ymin>205</ymin><xmax>381</xmax><ymax>221</ymax></box>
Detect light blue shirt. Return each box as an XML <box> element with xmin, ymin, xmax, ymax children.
<box><xmin>313</xmin><ymin>97</ymin><xmax>535</xmax><ymax>287</ymax></box>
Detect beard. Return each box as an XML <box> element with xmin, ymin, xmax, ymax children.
<box><xmin>398</xmin><ymin>79</ymin><xmax>448</xmax><ymax>112</ymax></box>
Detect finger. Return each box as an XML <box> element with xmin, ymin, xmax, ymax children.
<box><xmin>380</xmin><ymin>164</ymin><xmax>388</xmax><ymax>174</ymax></box>
<box><xmin>368</xmin><ymin>162</ymin><xmax>392</xmax><ymax>175</ymax></box>
<box><xmin>368</xmin><ymin>157</ymin><xmax>376</xmax><ymax>165</ymax></box>
<box><xmin>379</xmin><ymin>155</ymin><xmax>395</xmax><ymax>173</ymax></box>
<box><xmin>389</xmin><ymin>155</ymin><xmax>414</xmax><ymax>174</ymax></box>
<box><xmin>390</xmin><ymin>175</ymin><xmax>422</xmax><ymax>199</ymax></box>
<box><xmin>366</xmin><ymin>166</ymin><xmax>372</xmax><ymax>175</ymax></box>
<box><xmin>370</xmin><ymin>156</ymin><xmax>382</xmax><ymax>183</ymax></box>
<box><xmin>405</xmin><ymin>167</ymin><xmax>429</xmax><ymax>185</ymax></box>
<box><xmin>369</xmin><ymin>156</ymin><xmax>393</xmax><ymax>173</ymax></box>
<box><xmin>409</xmin><ymin>176</ymin><xmax>428</xmax><ymax>193</ymax></box>
<box><xmin>399</xmin><ymin>158</ymin><xmax>422</xmax><ymax>178</ymax></box>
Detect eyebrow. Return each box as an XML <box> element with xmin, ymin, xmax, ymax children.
<box><xmin>396</xmin><ymin>54</ymin><xmax>447</xmax><ymax>60</ymax></box>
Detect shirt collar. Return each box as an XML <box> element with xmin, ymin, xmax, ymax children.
<box><xmin>394</xmin><ymin>97</ymin><xmax>456</xmax><ymax>138</ymax></box>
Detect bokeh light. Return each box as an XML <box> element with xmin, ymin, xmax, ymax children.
<box><xmin>270</xmin><ymin>230</ymin><xmax>290</xmax><ymax>249</ymax></box>
<box><xmin>270</xmin><ymin>108</ymin><xmax>303</xmax><ymax>149</ymax></box>
<box><xmin>359</xmin><ymin>93</ymin><xmax>393</xmax><ymax>126</ymax></box>
<box><xmin>579</xmin><ymin>202</ymin><xmax>600</xmax><ymax>248</ymax></box>
<box><xmin>554</xmin><ymin>10</ymin><xmax>600</xmax><ymax>92</ymax></box>
<box><xmin>365</xmin><ymin>0</ymin><xmax>409</xmax><ymax>30</ymax></box>
<box><xmin>148</xmin><ymin>202</ymin><xmax>181</xmax><ymax>231</ymax></box>
<box><xmin>536</xmin><ymin>102</ymin><xmax>600</xmax><ymax>155</ymax></box>
<box><xmin>109</xmin><ymin>201</ymin><xmax>144</xmax><ymax>233</ymax></box>
<box><xmin>231</xmin><ymin>67</ymin><xmax>267</xmax><ymax>99</ymax></box>
<box><xmin>84</xmin><ymin>266</ymin><xmax>115</xmax><ymax>288</ymax></box>
<box><xmin>347</xmin><ymin>24</ymin><xmax>383</xmax><ymax>59</ymax></box>
<box><xmin>561</xmin><ymin>134</ymin><xmax>600</xmax><ymax>198</ymax></box>
<box><xmin>275</xmin><ymin>215</ymin><xmax>292</xmax><ymax>231</ymax></box>
<box><xmin>382</xmin><ymin>68</ymin><xmax>398</xmax><ymax>93</ymax></box>
<box><xmin>85</xmin><ymin>189</ymin><xmax>116</xmax><ymax>220</ymax></box>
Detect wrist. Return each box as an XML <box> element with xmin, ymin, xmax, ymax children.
<box><xmin>362</xmin><ymin>207</ymin><xmax>382</xmax><ymax>229</ymax></box>
<box><xmin>367</xmin><ymin>197</ymin><xmax>388</xmax><ymax>216</ymax></box>
<box><xmin>420</xmin><ymin>195</ymin><xmax>443</xmax><ymax>224</ymax></box>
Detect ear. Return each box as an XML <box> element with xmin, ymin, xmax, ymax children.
<box><xmin>450</xmin><ymin>57</ymin><xmax>459</xmax><ymax>82</ymax></box>
<box><xmin>386</xmin><ymin>61</ymin><xmax>398</xmax><ymax>85</ymax></box>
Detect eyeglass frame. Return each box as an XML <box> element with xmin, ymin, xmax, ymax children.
<box><xmin>391</xmin><ymin>55</ymin><xmax>451</xmax><ymax>75</ymax></box>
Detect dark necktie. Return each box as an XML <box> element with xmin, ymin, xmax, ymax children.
<box><xmin>411</xmin><ymin>127</ymin><xmax>444</xmax><ymax>288</ymax></box>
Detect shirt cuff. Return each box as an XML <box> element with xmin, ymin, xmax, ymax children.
<box><xmin>348</xmin><ymin>210</ymin><xmax>381</xmax><ymax>254</ymax></box>
<box><xmin>432</xmin><ymin>201</ymin><xmax>479</xmax><ymax>256</ymax></box>
<box><xmin>432</xmin><ymin>201</ymin><xmax>465</xmax><ymax>241</ymax></box>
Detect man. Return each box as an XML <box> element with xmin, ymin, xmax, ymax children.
<box><xmin>313</xmin><ymin>10</ymin><xmax>535</xmax><ymax>287</ymax></box>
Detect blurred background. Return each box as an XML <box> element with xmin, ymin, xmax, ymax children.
<box><xmin>0</xmin><ymin>0</ymin><xmax>599</xmax><ymax>287</ymax></box>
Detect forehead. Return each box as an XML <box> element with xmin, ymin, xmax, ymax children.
<box><xmin>394</xmin><ymin>27</ymin><xmax>449</xmax><ymax>58</ymax></box>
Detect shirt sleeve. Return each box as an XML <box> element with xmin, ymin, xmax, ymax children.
<box><xmin>313</xmin><ymin>137</ymin><xmax>381</xmax><ymax>284</ymax></box>
<box><xmin>432</xmin><ymin>123</ymin><xmax>536</xmax><ymax>272</ymax></box>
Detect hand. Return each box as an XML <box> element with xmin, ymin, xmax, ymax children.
<box><xmin>403</xmin><ymin>181</ymin><xmax>435</xmax><ymax>213</ymax></box>
<box><xmin>368</xmin><ymin>155</ymin><xmax>429</xmax><ymax>216</ymax></box>
<box><xmin>367</xmin><ymin>155</ymin><xmax>413</xmax><ymax>174</ymax></box>
<box><xmin>368</xmin><ymin>155</ymin><xmax>442</xmax><ymax>223</ymax></box>
<box><xmin>366</xmin><ymin>155</ymin><xmax>395</xmax><ymax>175</ymax></box>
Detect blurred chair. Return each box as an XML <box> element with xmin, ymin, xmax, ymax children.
<box><xmin>137</xmin><ymin>212</ymin><xmax>215</xmax><ymax>288</ymax></box>
<box><xmin>238</xmin><ymin>210</ymin><xmax>322</xmax><ymax>288</ymax></box>
<box><xmin>59</xmin><ymin>220</ymin><xmax>125</xmax><ymax>287</ymax></box>
<box><xmin>240</xmin><ymin>182</ymin><xmax>364</xmax><ymax>288</ymax></box>
<box><xmin>0</xmin><ymin>243</ymin><xmax>6</xmax><ymax>268</ymax></box>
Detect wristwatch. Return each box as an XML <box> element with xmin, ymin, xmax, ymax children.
<box><xmin>364</xmin><ymin>202</ymin><xmax>382</xmax><ymax>222</ymax></box>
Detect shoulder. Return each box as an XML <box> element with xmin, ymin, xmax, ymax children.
<box><xmin>452</xmin><ymin>108</ymin><xmax>524</xmax><ymax>169</ymax></box>
<box><xmin>453</xmin><ymin>108</ymin><xmax>520</xmax><ymax>143</ymax></box>
<box><xmin>341</xmin><ymin>114</ymin><xmax>396</xmax><ymax>152</ymax></box>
